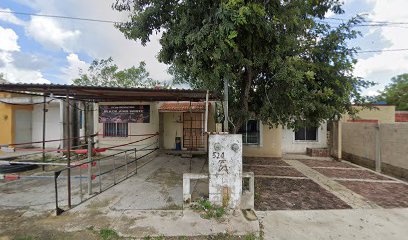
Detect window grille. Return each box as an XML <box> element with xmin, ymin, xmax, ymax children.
<box><xmin>103</xmin><ymin>122</ymin><xmax>128</xmax><ymax>137</ymax></box>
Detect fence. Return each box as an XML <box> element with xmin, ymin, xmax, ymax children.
<box><xmin>53</xmin><ymin>134</ymin><xmax>159</xmax><ymax>215</ymax></box>
<box><xmin>341</xmin><ymin>122</ymin><xmax>408</xmax><ymax>179</ymax></box>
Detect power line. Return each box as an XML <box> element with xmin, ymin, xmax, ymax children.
<box><xmin>0</xmin><ymin>10</ymin><xmax>122</xmax><ymax>24</ymax></box>
<box><xmin>356</xmin><ymin>48</ymin><xmax>408</xmax><ymax>53</ymax></box>
<box><xmin>326</xmin><ymin>17</ymin><xmax>408</xmax><ymax>25</ymax></box>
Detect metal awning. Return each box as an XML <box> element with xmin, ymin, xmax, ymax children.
<box><xmin>0</xmin><ymin>83</ymin><xmax>218</xmax><ymax>102</ymax></box>
<box><xmin>159</xmin><ymin>102</ymin><xmax>210</xmax><ymax>112</ymax></box>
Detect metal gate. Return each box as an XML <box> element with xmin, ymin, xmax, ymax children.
<box><xmin>183</xmin><ymin>112</ymin><xmax>204</xmax><ymax>150</ymax></box>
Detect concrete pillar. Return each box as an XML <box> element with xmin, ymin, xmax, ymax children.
<box><xmin>208</xmin><ymin>134</ymin><xmax>242</xmax><ymax>208</ymax></box>
<box><xmin>375</xmin><ymin>123</ymin><xmax>382</xmax><ymax>172</ymax></box>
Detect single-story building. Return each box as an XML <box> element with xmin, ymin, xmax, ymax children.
<box><xmin>0</xmin><ymin>93</ymin><xmax>81</xmax><ymax>148</ymax></box>
<box><xmin>1</xmin><ymin>84</ymin><xmax>333</xmax><ymax>157</ymax></box>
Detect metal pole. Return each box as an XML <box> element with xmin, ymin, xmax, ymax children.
<box><xmin>54</xmin><ymin>171</ymin><xmax>59</xmax><ymax>214</ymax></box>
<box><xmin>205</xmin><ymin>90</ymin><xmax>209</xmax><ymax>133</ymax></box>
<box><xmin>66</xmin><ymin>90</ymin><xmax>72</xmax><ymax>208</ymax></box>
<box><xmin>79</xmin><ymin>166</ymin><xmax>83</xmax><ymax>202</ymax></box>
<box><xmin>189</xmin><ymin>101</ymin><xmax>192</xmax><ymax>172</ymax></box>
<box><xmin>42</xmin><ymin>94</ymin><xmax>47</xmax><ymax>171</ymax></box>
<box><xmin>135</xmin><ymin>149</ymin><xmax>137</xmax><ymax>174</ymax></box>
<box><xmin>224</xmin><ymin>78</ymin><xmax>229</xmax><ymax>133</ymax></box>
<box><xmin>84</xmin><ymin>101</ymin><xmax>88</xmax><ymax>143</ymax></box>
<box><xmin>113</xmin><ymin>157</ymin><xmax>116</xmax><ymax>185</ymax></box>
<box><xmin>125</xmin><ymin>151</ymin><xmax>128</xmax><ymax>178</ymax></box>
<box><xmin>87</xmin><ymin>137</ymin><xmax>93</xmax><ymax>195</ymax></box>
<box><xmin>98</xmin><ymin>159</ymin><xmax>102</xmax><ymax>192</ymax></box>
<box><xmin>375</xmin><ymin>123</ymin><xmax>382</xmax><ymax>172</ymax></box>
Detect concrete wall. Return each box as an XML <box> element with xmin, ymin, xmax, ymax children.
<box><xmin>342</xmin><ymin>105</ymin><xmax>396</xmax><ymax>123</ymax></box>
<box><xmin>281</xmin><ymin>122</ymin><xmax>327</xmax><ymax>153</ymax></box>
<box><xmin>31</xmin><ymin>101</ymin><xmax>62</xmax><ymax>148</ymax></box>
<box><xmin>342</xmin><ymin>122</ymin><xmax>408</xmax><ymax>179</ymax></box>
<box><xmin>243</xmin><ymin>124</ymin><xmax>282</xmax><ymax>158</ymax></box>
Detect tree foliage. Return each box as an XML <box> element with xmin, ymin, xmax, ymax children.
<box><xmin>113</xmin><ymin>0</ymin><xmax>372</xmax><ymax>132</ymax></box>
<box><xmin>0</xmin><ymin>73</ymin><xmax>8</xmax><ymax>84</ymax></box>
<box><xmin>73</xmin><ymin>57</ymin><xmax>171</xmax><ymax>88</ymax></box>
<box><xmin>376</xmin><ymin>74</ymin><xmax>408</xmax><ymax>110</ymax></box>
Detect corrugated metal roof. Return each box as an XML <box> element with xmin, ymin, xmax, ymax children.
<box><xmin>159</xmin><ymin>102</ymin><xmax>209</xmax><ymax>112</ymax></box>
<box><xmin>0</xmin><ymin>83</ymin><xmax>218</xmax><ymax>102</ymax></box>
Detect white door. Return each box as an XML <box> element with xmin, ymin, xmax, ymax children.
<box><xmin>14</xmin><ymin>110</ymin><xmax>32</xmax><ymax>146</ymax></box>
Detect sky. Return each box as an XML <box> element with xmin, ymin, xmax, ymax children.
<box><xmin>0</xmin><ymin>0</ymin><xmax>407</xmax><ymax>96</ymax></box>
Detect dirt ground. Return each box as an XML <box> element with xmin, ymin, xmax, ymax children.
<box><xmin>245</xmin><ymin>156</ymin><xmax>408</xmax><ymax>211</ymax></box>
<box><xmin>337</xmin><ymin>181</ymin><xmax>408</xmax><ymax>208</ymax></box>
<box><xmin>255</xmin><ymin>178</ymin><xmax>351</xmax><ymax>210</ymax></box>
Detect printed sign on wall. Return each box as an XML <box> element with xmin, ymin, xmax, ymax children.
<box><xmin>99</xmin><ymin>105</ymin><xmax>150</xmax><ymax>123</ymax></box>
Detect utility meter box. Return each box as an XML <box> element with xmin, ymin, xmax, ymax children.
<box><xmin>208</xmin><ymin>134</ymin><xmax>242</xmax><ymax>208</ymax></box>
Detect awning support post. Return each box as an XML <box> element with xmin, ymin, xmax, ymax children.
<box><xmin>42</xmin><ymin>93</ymin><xmax>47</xmax><ymax>171</ymax></box>
<box><xmin>66</xmin><ymin>90</ymin><xmax>72</xmax><ymax>208</ymax></box>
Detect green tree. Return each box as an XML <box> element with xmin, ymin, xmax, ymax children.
<box><xmin>73</xmin><ymin>57</ymin><xmax>171</xmax><ymax>88</ymax></box>
<box><xmin>113</xmin><ymin>0</ymin><xmax>372</xmax><ymax>132</ymax></box>
<box><xmin>0</xmin><ymin>73</ymin><xmax>8</xmax><ymax>84</ymax></box>
<box><xmin>376</xmin><ymin>74</ymin><xmax>408</xmax><ymax>110</ymax></box>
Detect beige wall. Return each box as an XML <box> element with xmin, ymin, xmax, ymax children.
<box><xmin>342</xmin><ymin>105</ymin><xmax>396</xmax><ymax>123</ymax></box>
<box><xmin>342</xmin><ymin>122</ymin><xmax>408</xmax><ymax>170</ymax></box>
<box><xmin>243</xmin><ymin>124</ymin><xmax>282</xmax><ymax>158</ymax></box>
<box><xmin>162</xmin><ymin>112</ymin><xmax>183</xmax><ymax>150</ymax></box>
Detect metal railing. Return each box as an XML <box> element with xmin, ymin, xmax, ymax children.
<box><xmin>53</xmin><ymin>135</ymin><xmax>159</xmax><ymax>215</ymax></box>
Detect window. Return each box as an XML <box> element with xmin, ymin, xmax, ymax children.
<box><xmin>103</xmin><ymin>123</ymin><xmax>128</xmax><ymax>137</ymax></box>
<box><xmin>239</xmin><ymin>120</ymin><xmax>260</xmax><ymax>145</ymax></box>
<box><xmin>294</xmin><ymin>127</ymin><xmax>318</xmax><ymax>141</ymax></box>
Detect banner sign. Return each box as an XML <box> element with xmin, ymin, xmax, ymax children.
<box><xmin>99</xmin><ymin>105</ymin><xmax>150</xmax><ymax>123</ymax></box>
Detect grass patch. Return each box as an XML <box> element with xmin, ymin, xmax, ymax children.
<box><xmin>13</xmin><ymin>237</ymin><xmax>35</xmax><ymax>240</ymax></box>
<box><xmin>191</xmin><ymin>199</ymin><xmax>225</xmax><ymax>220</ymax></box>
<box><xmin>99</xmin><ymin>229</ymin><xmax>121</xmax><ymax>240</ymax></box>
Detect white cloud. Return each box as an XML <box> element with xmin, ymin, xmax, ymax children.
<box><xmin>13</xmin><ymin>0</ymin><xmax>171</xmax><ymax>82</ymax></box>
<box><xmin>0</xmin><ymin>8</ymin><xmax>25</xmax><ymax>26</ymax></box>
<box><xmin>0</xmin><ymin>26</ymin><xmax>20</xmax><ymax>52</ymax></box>
<box><xmin>26</xmin><ymin>17</ymin><xmax>81</xmax><ymax>52</ymax></box>
<box><xmin>354</xmin><ymin>0</ymin><xmax>408</xmax><ymax>87</ymax></box>
<box><xmin>62</xmin><ymin>53</ymin><xmax>88</xmax><ymax>83</ymax></box>
<box><xmin>0</xmin><ymin>26</ymin><xmax>50</xmax><ymax>84</ymax></box>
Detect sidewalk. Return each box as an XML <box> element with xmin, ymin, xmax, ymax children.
<box><xmin>258</xmin><ymin>208</ymin><xmax>408</xmax><ymax>240</ymax></box>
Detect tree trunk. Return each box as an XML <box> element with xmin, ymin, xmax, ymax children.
<box><xmin>231</xmin><ymin>66</ymin><xmax>252</xmax><ymax>133</ymax></box>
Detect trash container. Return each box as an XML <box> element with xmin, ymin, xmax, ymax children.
<box><xmin>175</xmin><ymin>137</ymin><xmax>182</xmax><ymax>150</ymax></box>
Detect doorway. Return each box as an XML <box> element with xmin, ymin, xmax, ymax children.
<box><xmin>14</xmin><ymin>109</ymin><xmax>32</xmax><ymax>146</ymax></box>
<box><xmin>183</xmin><ymin>112</ymin><xmax>204</xmax><ymax>150</ymax></box>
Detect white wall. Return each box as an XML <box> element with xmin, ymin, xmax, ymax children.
<box><xmin>281</xmin><ymin>122</ymin><xmax>328</xmax><ymax>153</ymax></box>
<box><xmin>31</xmin><ymin>101</ymin><xmax>63</xmax><ymax>148</ymax></box>
<box><xmin>96</xmin><ymin>102</ymin><xmax>160</xmax><ymax>151</ymax></box>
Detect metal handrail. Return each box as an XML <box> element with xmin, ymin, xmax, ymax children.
<box><xmin>53</xmin><ymin>135</ymin><xmax>160</xmax><ymax>215</ymax></box>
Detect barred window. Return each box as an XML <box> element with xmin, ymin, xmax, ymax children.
<box><xmin>238</xmin><ymin>120</ymin><xmax>260</xmax><ymax>145</ymax></box>
<box><xmin>103</xmin><ymin>123</ymin><xmax>128</xmax><ymax>137</ymax></box>
<box><xmin>294</xmin><ymin>127</ymin><xmax>318</xmax><ymax>141</ymax></box>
